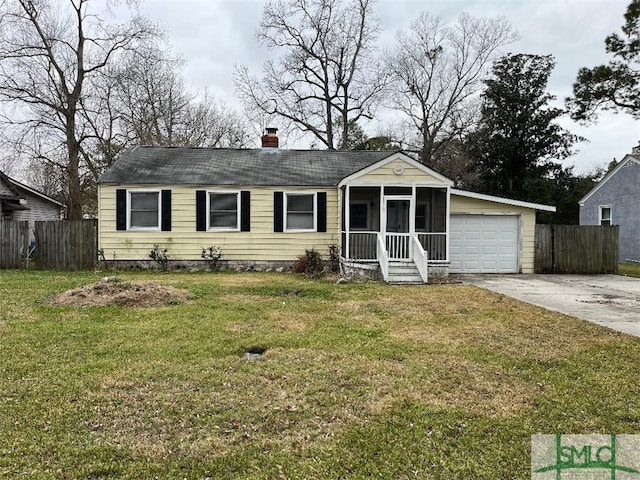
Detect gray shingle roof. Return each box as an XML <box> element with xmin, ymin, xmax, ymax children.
<box><xmin>98</xmin><ymin>146</ymin><xmax>398</xmax><ymax>186</ymax></box>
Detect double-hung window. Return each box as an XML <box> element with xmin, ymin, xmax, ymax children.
<box><xmin>196</xmin><ymin>190</ymin><xmax>249</xmax><ymax>232</ymax></box>
<box><xmin>599</xmin><ymin>206</ymin><xmax>612</xmax><ymax>226</ymax></box>
<box><xmin>285</xmin><ymin>193</ymin><xmax>316</xmax><ymax>231</ymax></box>
<box><xmin>128</xmin><ymin>191</ymin><xmax>160</xmax><ymax>230</ymax></box>
<box><xmin>209</xmin><ymin>192</ymin><xmax>239</xmax><ymax>230</ymax></box>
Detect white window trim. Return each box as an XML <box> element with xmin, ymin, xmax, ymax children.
<box><xmin>127</xmin><ymin>189</ymin><xmax>161</xmax><ymax>231</ymax></box>
<box><xmin>599</xmin><ymin>205</ymin><xmax>612</xmax><ymax>226</ymax></box>
<box><xmin>349</xmin><ymin>200</ymin><xmax>370</xmax><ymax>231</ymax></box>
<box><xmin>207</xmin><ymin>190</ymin><xmax>240</xmax><ymax>231</ymax></box>
<box><xmin>284</xmin><ymin>192</ymin><xmax>317</xmax><ymax>232</ymax></box>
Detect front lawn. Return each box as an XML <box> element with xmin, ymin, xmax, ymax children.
<box><xmin>619</xmin><ymin>263</ymin><xmax>640</xmax><ymax>278</ymax></box>
<box><xmin>1</xmin><ymin>271</ymin><xmax>639</xmax><ymax>479</ymax></box>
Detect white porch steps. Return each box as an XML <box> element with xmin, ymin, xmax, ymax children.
<box><xmin>387</xmin><ymin>261</ymin><xmax>424</xmax><ymax>284</ymax></box>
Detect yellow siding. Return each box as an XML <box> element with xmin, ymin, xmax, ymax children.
<box><xmin>450</xmin><ymin>195</ymin><xmax>537</xmax><ymax>273</ymax></box>
<box><xmin>98</xmin><ymin>185</ymin><xmax>339</xmax><ymax>261</ymax></box>
<box><xmin>356</xmin><ymin>159</ymin><xmax>447</xmax><ymax>185</ymax></box>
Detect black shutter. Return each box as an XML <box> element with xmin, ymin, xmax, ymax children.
<box><xmin>240</xmin><ymin>191</ymin><xmax>251</xmax><ymax>232</ymax></box>
<box><xmin>196</xmin><ymin>190</ymin><xmax>207</xmax><ymax>231</ymax></box>
<box><xmin>317</xmin><ymin>192</ymin><xmax>327</xmax><ymax>232</ymax></box>
<box><xmin>161</xmin><ymin>190</ymin><xmax>171</xmax><ymax>231</ymax></box>
<box><xmin>274</xmin><ymin>191</ymin><xmax>283</xmax><ymax>232</ymax></box>
<box><xmin>116</xmin><ymin>189</ymin><xmax>127</xmax><ymax>231</ymax></box>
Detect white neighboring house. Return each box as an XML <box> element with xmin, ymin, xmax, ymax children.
<box><xmin>0</xmin><ymin>171</ymin><xmax>63</xmax><ymax>236</ymax></box>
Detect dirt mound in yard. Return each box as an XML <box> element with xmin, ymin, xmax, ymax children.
<box><xmin>47</xmin><ymin>277</ymin><xmax>191</xmax><ymax>307</ymax></box>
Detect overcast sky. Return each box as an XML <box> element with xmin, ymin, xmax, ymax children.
<box><xmin>134</xmin><ymin>0</ymin><xmax>638</xmax><ymax>174</ymax></box>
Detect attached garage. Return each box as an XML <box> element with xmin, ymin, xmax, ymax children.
<box><xmin>449</xmin><ymin>190</ymin><xmax>556</xmax><ymax>274</ymax></box>
<box><xmin>449</xmin><ymin>214</ymin><xmax>519</xmax><ymax>273</ymax></box>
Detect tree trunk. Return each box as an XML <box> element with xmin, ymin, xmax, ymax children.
<box><xmin>66</xmin><ymin>136</ymin><xmax>83</xmax><ymax>220</ymax></box>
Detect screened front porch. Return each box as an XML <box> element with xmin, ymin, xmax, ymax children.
<box><xmin>340</xmin><ymin>186</ymin><xmax>449</xmax><ymax>263</ymax></box>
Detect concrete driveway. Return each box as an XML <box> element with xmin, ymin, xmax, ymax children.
<box><xmin>460</xmin><ymin>274</ymin><xmax>640</xmax><ymax>337</ymax></box>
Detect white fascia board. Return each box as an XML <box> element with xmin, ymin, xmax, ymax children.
<box><xmin>451</xmin><ymin>188</ymin><xmax>556</xmax><ymax>212</ymax></box>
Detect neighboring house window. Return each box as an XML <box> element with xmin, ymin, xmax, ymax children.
<box><xmin>285</xmin><ymin>192</ymin><xmax>316</xmax><ymax>231</ymax></box>
<box><xmin>128</xmin><ymin>191</ymin><xmax>160</xmax><ymax>229</ymax></box>
<box><xmin>209</xmin><ymin>192</ymin><xmax>239</xmax><ymax>230</ymax></box>
<box><xmin>599</xmin><ymin>206</ymin><xmax>612</xmax><ymax>226</ymax></box>
<box><xmin>349</xmin><ymin>202</ymin><xmax>369</xmax><ymax>230</ymax></box>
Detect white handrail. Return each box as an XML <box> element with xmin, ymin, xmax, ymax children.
<box><xmin>411</xmin><ymin>234</ymin><xmax>429</xmax><ymax>283</ymax></box>
<box><xmin>377</xmin><ymin>233</ymin><xmax>389</xmax><ymax>282</ymax></box>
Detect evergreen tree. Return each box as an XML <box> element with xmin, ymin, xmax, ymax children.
<box><xmin>467</xmin><ymin>54</ymin><xmax>582</xmax><ymax>203</ymax></box>
<box><xmin>568</xmin><ymin>0</ymin><xmax>640</xmax><ymax>120</ymax></box>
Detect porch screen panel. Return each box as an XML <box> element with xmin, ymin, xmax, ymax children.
<box><xmin>349</xmin><ymin>203</ymin><xmax>368</xmax><ymax>230</ymax></box>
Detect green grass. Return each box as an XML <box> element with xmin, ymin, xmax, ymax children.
<box><xmin>1</xmin><ymin>270</ymin><xmax>639</xmax><ymax>479</ymax></box>
<box><xmin>619</xmin><ymin>263</ymin><xmax>640</xmax><ymax>278</ymax></box>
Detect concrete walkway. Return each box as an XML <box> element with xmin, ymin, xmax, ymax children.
<box><xmin>460</xmin><ymin>274</ymin><xmax>640</xmax><ymax>337</ymax></box>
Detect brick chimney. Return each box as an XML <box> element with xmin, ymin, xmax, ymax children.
<box><xmin>261</xmin><ymin>127</ymin><xmax>279</xmax><ymax>148</ymax></box>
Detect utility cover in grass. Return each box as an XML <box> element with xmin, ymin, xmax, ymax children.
<box><xmin>47</xmin><ymin>277</ymin><xmax>191</xmax><ymax>307</ymax></box>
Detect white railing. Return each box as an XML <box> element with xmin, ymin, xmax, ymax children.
<box><xmin>377</xmin><ymin>233</ymin><xmax>389</xmax><ymax>282</ymax></box>
<box><xmin>385</xmin><ymin>233</ymin><xmax>411</xmax><ymax>260</ymax></box>
<box><xmin>411</xmin><ymin>235</ymin><xmax>429</xmax><ymax>283</ymax></box>
<box><xmin>417</xmin><ymin>233</ymin><xmax>447</xmax><ymax>261</ymax></box>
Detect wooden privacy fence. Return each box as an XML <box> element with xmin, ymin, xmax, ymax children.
<box><xmin>535</xmin><ymin>224</ymin><xmax>619</xmax><ymax>274</ymax></box>
<box><xmin>0</xmin><ymin>221</ymin><xmax>29</xmax><ymax>269</ymax></box>
<box><xmin>34</xmin><ymin>220</ymin><xmax>98</xmax><ymax>270</ymax></box>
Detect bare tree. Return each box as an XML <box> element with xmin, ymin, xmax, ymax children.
<box><xmin>235</xmin><ymin>0</ymin><xmax>387</xmax><ymax>150</ymax></box>
<box><xmin>113</xmin><ymin>45</ymin><xmax>251</xmax><ymax>149</ymax></box>
<box><xmin>386</xmin><ymin>12</ymin><xmax>518</xmax><ymax>166</ymax></box>
<box><xmin>0</xmin><ymin>0</ymin><xmax>158</xmax><ymax>219</ymax></box>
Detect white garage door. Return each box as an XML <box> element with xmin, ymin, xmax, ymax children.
<box><xmin>449</xmin><ymin>215</ymin><xmax>519</xmax><ymax>273</ymax></box>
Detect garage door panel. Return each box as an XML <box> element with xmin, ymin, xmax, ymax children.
<box><xmin>450</xmin><ymin>215</ymin><xmax>519</xmax><ymax>273</ymax></box>
<box><xmin>464</xmin><ymin>246</ymin><xmax>480</xmax><ymax>255</ymax></box>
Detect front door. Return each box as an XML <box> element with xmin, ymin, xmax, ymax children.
<box><xmin>384</xmin><ymin>197</ymin><xmax>412</xmax><ymax>259</ymax></box>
